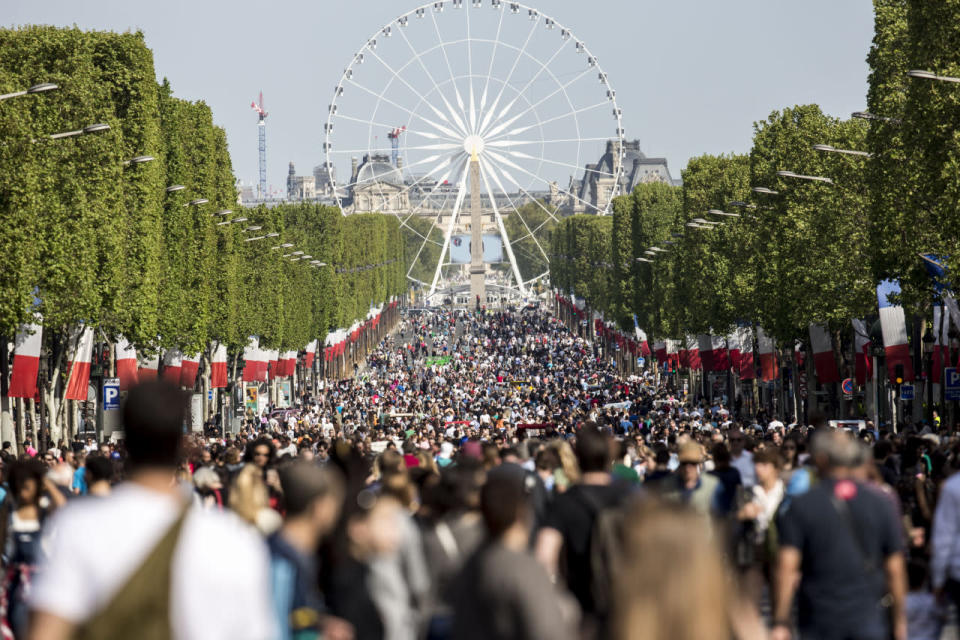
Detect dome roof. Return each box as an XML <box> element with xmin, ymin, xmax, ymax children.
<box><xmin>355</xmin><ymin>154</ymin><xmax>403</xmax><ymax>187</ymax></box>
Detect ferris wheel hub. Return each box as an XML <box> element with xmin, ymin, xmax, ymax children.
<box><xmin>462</xmin><ymin>134</ymin><xmax>485</xmax><ymax>158</ymax></box>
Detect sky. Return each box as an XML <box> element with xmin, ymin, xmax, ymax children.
<box><xmin>6</xmin><ymin>0</ymin><xmax>875</xmax><ymax>194</ymax></box>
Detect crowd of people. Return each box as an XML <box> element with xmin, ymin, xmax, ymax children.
<box><xmin>0</xmin><ymin>306</ymin><xmax>959</xmax><ymax>639</ymax></box>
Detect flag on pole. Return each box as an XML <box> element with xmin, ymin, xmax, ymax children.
<box><xmin>757</xmin><ymin>327</ymin><xmax>777</xmax><ymax>382</ymax></box>
<box><xmin>139</xmin><ymin>353</ymin><xmax>159</xmax><ymax>380</ymax></box>
<box><xmin>279</xmin><ymin>350</ymin><xmax>297</xmax><ymax>377</ymax></box>
<box><xmin>267</xmin><ymin>350</ymin><xmax>280</xmax><ymax>379</ymax></box>
<box><xmin>211</xmin><ymin>342</ymin><xmax>228</xmax><ymax>389</ymax></box>
<box><xmin>65</xmin><ymin>326</ymin><xmax>95</xmax><ymax>401</ymax></box>
<box><xmin>116</xmin><ymin>336</ymin><xmax>139</xmax><ymax>391</ymax></box>
<box><xmin>686</xmin><ymin>336</ymin><xmax>701</xmax><ymax>370</ymax></box>
<box><xmin>738</xmin><ymin>326</ymin><xmax>755</xmax><ymax>381</ymax></box>
<box><xmin>305</xmin><ymin>340</ymin><xmax>317</xmax><ymax>369</ymax></box>
<box><xmin>161</xmin><ymin>349</ymin><xmax>183</xmax><ymax>384</ymax></box>
<box><xmin>697</xmin><ymin>335</ymin><xmax>714</xmax><ymax>371</ymax></box>
<box><xmin>877</xmin><ymin>280</ymin><xmax>914</xmax><ymax>383</ymax></box>
<box><xmin>654</xmin><ymin>341</ymin><xmax>667</xmax><ymax>365</ymax></box>
<box><xmin>809</xmin><ymin>324</ymin><xmax>840</xmax><ymax>384</ymax></box>
<box><xmin>710</xmin><ymin>335</ymin><xmax>729</xmax><ymax>372</ymax></box>
<box><xmin>242</xmin><ymin>337</ymin><xmax>263</xmax><ymax>382</ymax></box>
<box><xmin>9</xmin><ymin>316</ymin><xmax>42</xmax><ymax>399</ymax></box>
<box><xmin>180</xmin><ymin>353</ymin><xmax>200</xmax><ymax>389</ymax></box>
<box><xmin>727</xmin><ymin>329</ymin><xmax>742</xmax><ymax>372</ymax></box>
<box><xmin>852</xmin><ymin>319</ymin><xmax>872</xmax><ymax>386</ymax></box>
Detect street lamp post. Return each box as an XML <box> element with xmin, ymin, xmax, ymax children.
<box><xmin>776</xmin><ymin>170</ymin><xmax>834</xmax><ymax>185</ymax></box>
<box><xmin>0</xmin><ymin>82</ymin><xmax>58</xmax><ymax>101</ymax></box>
<box><xmin>812</xmin><ymin>144</ymin><xmax>873</xmax><ymax>158</ymax></box>
<box><xmin>923</xmin><ymin>329</ymin><xmax>936</xmax><ymax>426</ymax></box>
<box><xmin>907</xmin><ymin>69</ymin><xmax>960</xmax><ymax>84</ymax></box>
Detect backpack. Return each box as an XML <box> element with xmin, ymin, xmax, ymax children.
<box><xmin>572</xmin><ymin>487</ymin><xmax>629</xmax><ymax>622</ymax></box>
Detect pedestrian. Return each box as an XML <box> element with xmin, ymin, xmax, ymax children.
<box><xmin>452</xmin><ymin>464</ymin><xmax>577</xmax><ymax>640</ymax></box>
<box><xmin>771</xmin><ymin>430</ymin><xmax>907</xmax><ymax>640</ymax></box>
<box><xmin>28</xmin><ymin>380</ymin><xmax>274</xmax><ymax>640</ymax></box>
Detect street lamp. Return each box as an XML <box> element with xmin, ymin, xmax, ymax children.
<box><xmin>213</xmin><ymin>209</ymin><xmax>232</xmax><ymax>216</ymax></box>
<box><xmin>165</xmin><ymin>184</ymin><xmax>186</xmax><ymax>193</ymax></box>
<box><xmin>813</xmin><ymin>144</ymin><xmax>872</xmax><ymax>158</ymax></box>
<box><xmin>281</xmin><ymin>243</ymin><xmax>294</xmax><ymax>248</ymax></box>
<box><xmin>124</xmin><ymin>155</ymin><xmax>155</xmax><ymax>166</ymax></box>
<box><xmin>752</xmin><ymin>186</ymin><xmax>779</xmax><ymax>195</ymax></box>
<box><xmin>707</xmin><ymin>209</ymin><xmax>741</xmax><ymax>218</ymax></box>
<box><xmin>245</xmin><ymin>235</ymin><xmax>266</xmax><ymax>242</ymax></box>
<box><xmin>292</xmin><ymin>251</ymin><xmax>304</xmax><ymax>256</ymax></box>
<box><xmin>907</xmin><ymin>69</ymin><xmax>960</xmax><ymax>83</ymax></box>
<box><xmin>187</xmin><ymin>198</ymin><xmax>209</xmax><ymax>206</ymax></box>
<box><xmin>0</xmin><ymin>82</ymin><xmax>58</xmax><ymax>101</ymax></box>
<box><xmin>232</xmin><ymin>217</ymin><xmax>249</xmax><ymax>223</ymax></box>
<box><xmin>244</xmin><ymin>225</ymin><xmax>263</xmax><ymax>232</ymax></box>
<box><xmin>216</xmin><ymin>220</ymin><xmax>231</xmax><ymax>226</ymax></box>
<box><xmin>776</xmin><ymin>170</ymin><xmax>833</xmax><ymax>185</ymax></box>
<box><xmin>923</xmin><ymin>329</ymin><xmax>936</xmax><ymax>425</ymax></box>
<box><xmin>46</xmin><ymin>123</ymin><xmax>111</xmax><ymax>140</ymax></box>
<box><xmin>636</xmin><ymin>257</ymin><xmax>653</xmax><ymax>263</ymax></box>
<box><xmin>852</xmin><ymin>111</ymin><xmax>901</xmax><ymax>124</ymax></box>
<box><xmin>265</xmin><ymin>232</ymin><xmax>280</xmax><ymax>238</ymax></box>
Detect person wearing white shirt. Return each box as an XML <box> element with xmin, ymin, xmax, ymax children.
<box><xmin>29</xmin><ymin>381</ymin><xmax>274</xmax><ymax>640</ymax></box>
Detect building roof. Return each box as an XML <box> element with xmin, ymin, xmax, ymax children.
<box><xmin>355</xmin><ymin>153</ymin><xmax>403</xmax><ymax>188</ymax></box>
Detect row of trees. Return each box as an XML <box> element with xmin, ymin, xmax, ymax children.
<box><xmin>0</xmin><ymin>27</ymin><xmax>405</xmax><ymax>436</ymax></box>
<box><xmin>554</xmin><ymin>0</ymin><xmax>960</xmax><ymax>352</ymax></box>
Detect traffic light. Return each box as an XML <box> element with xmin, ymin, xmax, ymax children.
<box><xmin>895</xmin><ymin>363</ymin><xmax>904</xmax><ymax>386</ymax></box>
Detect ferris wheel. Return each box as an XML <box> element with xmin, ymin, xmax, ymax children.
<box><xmin>324</xmin><ymin>0</ymin><xmax>624</xmax><ymax>297</ymax></box>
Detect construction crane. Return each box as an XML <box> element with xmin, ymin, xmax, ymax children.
<box><xmin>387</xmin><ymin>126</ymin><xmax>406</xmax><ymax>167</ymax></box>
<box><xmin>250</xmin><ymin>91</ymin><xmax>268</xmax><ymax>201</ymax></box>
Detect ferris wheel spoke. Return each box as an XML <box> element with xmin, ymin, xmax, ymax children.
<box><xmin>478</xmin><ymin>14</ymin><xmax>541</xmax><ymax>136</ymax></box>
<box><xmin>481</xmin><ymin>158</ymin><xmax>550</xmax><ymax>264</ymax></box>
<box><xmin>477</xmin><ymin>161</ymin><xmax>526</xmax><ymax>294</ymax></box>
<box><xmin>485</xmin><ymin>149</ymin><xmax>609</xmax><ymax>215</ymax></box>
<box><xmin>362</xmin><ymin>44</ymin><xmax>466</xmax><ymax>136</ymax></box>
<box><xmin>482</xmin><ymin>66</ymin><xmax>594</xmax><ymax>140</ymax></box>
<box><xmin>399</xmin><ymin>154</ymin><xmax>470</xmax><ymax>229</ymax></box>
<box><xmin>346</xmin><ymin>79</ymin><xmax>463</xmax><ymax>141</ymax></box>
<box><xmin>504</xmin><ymin>150</ymin><xmax>614</xmax><ymax>178</ymax></box>
<box><xmin>486</xmin><ymin>135</ymin><xmax>613</xmax><ymax>148</ymax></box>
<box><xmin>429</xmin><ymin>10</ymin><xmax>468</xmax><ymax>129</ymax></box>
<box><xmin>485</xmin><ymin>100</ymin><xmax>610</xmax><ymax>143</ymax></box>
<box><xmin>394</xmin><ymin>22</ymin><xmax>469</xmax><ymax>138</ymax></box>
<box><xmin>331</xmin><ymin>113</ymin><xmax>458</xmax><ymax>144</ymax></box>
<box><xmin>476</xmin><ymin>3</ymin><xmax>506</xmax><ymax>130</ymax></box>
<box><xmin>429</xmin><ymin>167</ymin><xmax>470</xmax><ymax>296</ymax></box>
<box><xmin>403</xmin><ymin>159</ymin><xmax>468</xmax><ymax>266</ymax></box>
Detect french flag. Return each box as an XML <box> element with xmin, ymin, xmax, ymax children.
<box><xmin>280</xmin><ymin>350</ymin><xmax>297</xmax><ymax>377</ymax></box>
<box><xmin>9</xmin><ymin>316</ymin><xmax>42</xmax><ymax>399</ymax></box>
<box><xmin>210</xmin><ymin>342</ymin><xmax>228</xmax><ymax>389</ymax></box>
<box><xmin>65</xmin><ymin>326</ymin><xmax>95</xmax><ymax>401</ymax></box>
<box><xmin>139</xmin><ymin>353</ymin><xmax>159</xmax><ymax>380</ymax></box>
<box><xmin>632</xmin><ymin>316</ymin><xmax>651</xmax><ymax>357</ymax></box>
<box><xmin>738</xmin><ymin>327</ymin><xmax>755</xmax><ymax>380</ymax></box>
<box><xmin>877</xmin><ymin>280</ymin><xmax>914</xmax><ymax>383</ymax></box>
<box><xmin>654</xmin><ymin>341</ymin><xmax>667</xmax><ymax>365</ymax></box>
<box><xmin>242</xmin><ymin>337</ymin><xmax>262</xmax><ymax>382</ymax></box>
<box><xmin>757</xmin><ymin>327</ymin><xmax>777</xmax><ymax>382</ymax></box>
<box><xmin>161</xmin><ymin>349</ymin><xmax>183</xmax><ymax>385</ymax></box>
<box><xmin>116</xmin><ymin>336</ymin><xmax>139</xmax><ymax>391</ymax></box>
<box><xmin>697</xmin><ymin>335</ymin><xmax>714</xmax><ymax>371</ymax></box>
<box><xmin>686</xmin><ymin>336</ymin><xmax>701</xmax><ymax>370</ymax></box>
<box><xmin>267</xmin><ymin>350</ymin><xmax>280</xmax><ymax>379</ymax></box>
<box><xmin>852</xmin><ymin>319</ymin><xmax>872</xmax><ymax>386</ymax></box>
<box><xmin>180</xmin><ymin>353</ymin><xmax>200</xmax><ymax>389</ymax></box>
<box><xmin>727</xmin><ymin>329</ymin><xmax>742</xmax><ymax>372</ymax></box>
<box><xmin>666</xmin><ymin>339</ymin><xmax>680</xmax><ymax>370</ymax></box>
<box><xmin>305</xmin><ymin>340</ymin><xmax>317</xmax><ymax>369</ymax></box>
<box><xmin>710</xmin><ymin>335</ymin><xmax>729</xmax><ymax>371</ymax></box>
<box><xmin>808</xmin><ymin>324</ymin><xmax>840</xmax><ymax>384</ymax></box>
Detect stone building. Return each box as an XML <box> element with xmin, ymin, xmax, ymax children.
<box><xmin>286</xmin><ymin>162</ymin><xmax>316</xmax><ymax>200</ymax></box>
<box><xmin>559</xmin><ymin>139</ymin><xmax>676</xmax><ymax>213</ymax></box>
<box><xmin>347</xmin><ymin>153</ymin><xmax>409</xmax><ymax>213</ymax></box>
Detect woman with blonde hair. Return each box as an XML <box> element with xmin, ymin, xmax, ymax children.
<box><xmin>548</xmin><ymin>439</ymin><xmax>581</xmax><ymax>492</ymax></box>
<box><xmin>228</xmin><ymin>464</ymin><xmax>281</xmax><ymax>535</ymax></box>
<box><xmin>614</xmin><ymin>499</ymin><xmax>764</xmax><ymax>640</ymax></box>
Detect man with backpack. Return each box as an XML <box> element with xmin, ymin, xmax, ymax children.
<box><xmin>535</xmin><ymin>425</ymin><xmax>632</xmax><ymax>640</ymax></box>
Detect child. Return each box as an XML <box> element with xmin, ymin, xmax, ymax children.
<box><xmin>906</xmin><ymin>560</ymin><xmax>944</xmax><ymax>640</ymax></box>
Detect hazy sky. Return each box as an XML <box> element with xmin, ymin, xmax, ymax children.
<box><xmin>7</xmin><ymin>0</ymin><xmax>875</xmax><ymax>193</ymax></box>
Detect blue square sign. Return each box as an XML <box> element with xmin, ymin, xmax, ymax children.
<box><xmin>103</xmin><ymin>378</ymin><xmax>120</xmax><ymax>411</ymax></box>
<box><xmin>900</xmin><ymin>384</ymin><xmax>914</xmax><ymax>401</ymax></box>
<box><xmin>946</xmin><ymin>367</ymin><xmax>960</xmax><ymax>401</ymax></box>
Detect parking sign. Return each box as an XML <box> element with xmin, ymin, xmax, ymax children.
<box><xmin>946</xmin><ymin>367</ymin><xmax>960</xmax><ymax>401</ymax></box>
<box><xmin>900</xmin><ymin>384</ymin><xmax>914</xmax><ymax>401</ymax></box>
<box><xmin>103</xmin><ymin>378</ymin><xmax>120</xmax><ymax>411</ymax></box>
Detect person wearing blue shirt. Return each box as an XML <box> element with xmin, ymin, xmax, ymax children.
<box><xmin>71</xmin><ymin>454</ymin><xmax>88</xmax><ymax>495</ymax></box>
